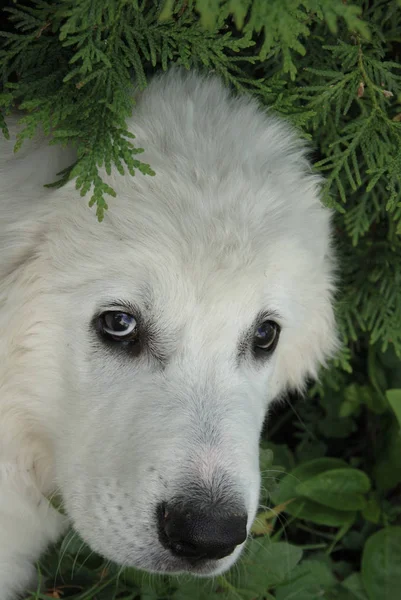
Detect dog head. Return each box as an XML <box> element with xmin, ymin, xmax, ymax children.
<box><xmin>2</xmin><ymin>71</ymin><xmax>337</xmax><ymax>575</ymax></box>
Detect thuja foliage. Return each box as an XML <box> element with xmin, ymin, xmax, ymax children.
<box><xmin>1</xmin><ymin>1</ymin><xmax>401</xmax><ymax>599</ymax></box>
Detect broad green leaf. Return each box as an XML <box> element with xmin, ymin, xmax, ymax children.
<box><xmin>326</xmin><ymin>587</ymin><xmax>367</xmax><ymax>599</ymax></box>
<box><xmin>373</xmin><ymin>424</ymin><xmax>401</xmax><ymax>491</ymax></box>
<box><xmin>278</xmin><ymin>458</ymin><xmax>349</xmax><ymax>484</ymax></box>
<box><xmin>342</xmin><ymin>573</ymin><xmax>369</xmax><ymax>599</ymax></box>
<box><xmin>362</xmin><ymin>495</ymin><xmax>381</xmax><ymax>524</ymax></box>
<box><xmin>386</xmin><ymin>389</ymin><xmax>401</xmax><ymax>428</ymax></box>
<box><xmin>261</xmin><ymin>442</ymin><xmax>295</xmax><ymax>472</ymax></box>
<box><xmin>231</xmin><ymin>538</ymin><xmax>302</xmax><ymax>594</ymax></box>
<box><xmin>362</xmin><ymin>527</ymin><xmax>401</xmax><ymax>600</ymax></box>
<box><xmin>272</xmin><ymin>458</ymin><xmax>356</xmax><ymax>526</ymax></box>
<box><xmin>276</xmin><ymin>559</ymin><xmax>336</xmax><ymax>600</ymax></box>
<box><xmin>296</xmin><ymin>468</ymin><xmax>371</xmax><ymax>511</ymax></box>
<box><xmin>172</xmin><ymin>578</ymin><xmax>229</xmax><ymax>600</ymax></box>
<box><xmin>281</xmin><ymin>498</ymin><xmax>356</xmax><ymax>527</ymax></box>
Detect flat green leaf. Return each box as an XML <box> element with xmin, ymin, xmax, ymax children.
<box><xmin>172</xmin><ymin>579</ymin><xmax>230</xmax><ymax>600</ymax></box>
<box><xmin>296</xmin><ymin>468</ymin><xmax>371</xmax><ymax>511</ymax></box>
<box><xmin>231</xmin><ymin>539</ymin><xmax>303</xmax><ymax>594</ymax></box>
<box><xmin>326</xmin><ymin>587</ymin><xmax>367</xmax><ymax>600</ymax></box>
<box><xmin>279</xmin><ymin>458</ymin><xmax>349</xmax><ymax>482</ymax></box>
<box><xmin>373</xmin><ymin>424</ymin><xmax>401</xmax><ymax>492</ymax></box>
<box><xmin>284</xmin><ymin>498</ymin><xmax>355</xmax><ymax>527</ymax></box>
<box><xmin>272</xmin><ymin>458</ymin><xmax>356</xmax><ymax>526</ymax></box>
<box><xmin>362</xmin><ymin>527</ymin><xmax>401</xmax><ymax>600</ymax></box>
<box><xmin>276</xmin><ymin>559</ymin><xmax>336</xmax><ymax>600</ymax></box>
<box><xmin>261</xmin><ymin>442</ymin><xmax>295</xmax><ymax>472</ymax></box>
<box><xmin>362</xmin><ymin>495</ymin><xmax>381</xmax><ymax>524</ymax></box>
<box><xmin>386</xmin><ymin>389</ymin><xmax>401</xmax><ymax>429</ymax></box>
<box><xmin>342</xmin><ymin>573</ymin><xmax>369</xmax><ymax>600</ymax></box>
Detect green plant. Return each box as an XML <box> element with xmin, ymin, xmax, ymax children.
<box><xmin>1</xmin><ymin>1</ymin><xmax>401</xmax><ymax>599</ymax></box>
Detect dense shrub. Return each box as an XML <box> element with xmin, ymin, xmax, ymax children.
<box><xmin>1</xmin><ymin>1</ymin><xmax>401</xmax><ymax>599</ymax></box>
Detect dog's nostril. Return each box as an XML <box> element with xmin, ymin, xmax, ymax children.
<box><xmin>157</xmin><ymin>502</ymin><xmax>247</xmax><ymax>561</ymax></box>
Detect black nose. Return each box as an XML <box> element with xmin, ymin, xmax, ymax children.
<box><xmin>157</xmin><ymin>502</ymin><xmax>247</xmax><ymax>561</ymax></box>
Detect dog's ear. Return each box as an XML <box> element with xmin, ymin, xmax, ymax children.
<box><xmin>280</xmin><ymin>283</ymin><xmax>338</xmax><ymax>395</ymax></box>
<box><xmin>272</xmin><ymin>246</ymin><xmax>339</xmax><ymax>397</ymax></box>
<box><xmin>0</xmin><ymin>116</ymin><xmax>76</xmax><ymax>281</ymax></box>
<box><xmin>264</xmin><ymin>190</ymin><xmax>338</xmax><ymax>398</ymax></box>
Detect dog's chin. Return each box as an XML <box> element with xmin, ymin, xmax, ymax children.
<box><xmin>132</xmin><ymin>551</ymin><xmax>240</xmax><ymax>577</ymax></box>
<box><xmin>66</xmin><ymin>497</ymin><xmax>246</xmax><ymax>579</ymax></box>
<box><xmin>82</xmin><ymin>531</ymin><xmax>242</xmax><ymax>577</ymax></box>
<box><xmin>73</xmin><ymin>523</ymin><xmax>241</xmax><ymax>578</ymax></box>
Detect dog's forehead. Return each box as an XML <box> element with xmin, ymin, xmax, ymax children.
<box><xmin>48</xmin><ymin>178</ymin><xmax>323</xmax><ymax>331</ymax></box>
<box><xmin>76</xmin><ymin>234</ymin><xmax>302</xmax><ymax>329</ymax></box>
<box><xmin>51</xmin><ymin>202</ymin><xmax>311</xmax><ymax>317</ymax></box>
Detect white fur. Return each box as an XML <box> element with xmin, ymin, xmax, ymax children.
<box><xmin>0</xmin><ymin>69</ymin><xmax>337</xmax><ymax>598</ymax></box>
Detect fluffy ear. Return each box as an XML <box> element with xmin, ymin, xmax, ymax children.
<box><xmin>277</xmin><ymin>276</ymin><xmax>338</xmax><ymax>395</ymax></box>
<box><xmin>268</xmin><ymin>212</ymin><xmax>339</xmax><ymax>397</ymax></box>
<box><xmin>0</xmin><ymin>115</ymin><xmax>76</xmax><ymax>281</ymax></box>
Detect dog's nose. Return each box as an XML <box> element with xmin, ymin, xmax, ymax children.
<box><xmin>157</xmin><ymin>502</ymin><xmax>247</xmax><ymax>561</ymax></box>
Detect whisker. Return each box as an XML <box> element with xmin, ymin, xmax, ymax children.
<box><xmin>54</xmin><ymin>528</ymin><xmax>79</xmax><ymax>587</ymax></box>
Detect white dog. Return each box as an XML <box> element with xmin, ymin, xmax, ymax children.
<box><xmin>0</xmin><ymin>69</ymin><xmax>337</xmax><ymax>599</ymax></box>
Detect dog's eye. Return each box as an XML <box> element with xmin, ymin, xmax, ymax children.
<box><xmin>253</xmin><ymin>321</ymin><xmax>280</xmax><ymax>353</ymax></box>
<box><xmin>99</xmin><ymin>311</ymin><xmax>138</xmax><ymax>341</ymax></box>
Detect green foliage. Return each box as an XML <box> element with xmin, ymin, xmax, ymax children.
<box><xmin>387</xmin><ymin>388</ymin><xmax>401</xmax><ymax>427</ymax></box>
<box><xmin>1</xmin><ymin>1</ymin><xmax>401</xmax><ymax>599</ymax></box>
<box><xmin>272</xmin><ymin>458</ymin><xmax>359</xmax><ymax>526</ymax></box>
<box><xmin>361</xmin><ymin>527</ymin><xmax>401</xmax><ymax>600</ymax></box>
<box><xmin>162</xmin><ymin>0</ymin><xmax>369</xmax><ymax>77</ymax></box>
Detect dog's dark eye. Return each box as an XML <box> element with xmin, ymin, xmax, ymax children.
<box><xmin>253</xmin><ymin>321</ymin><xmax>280</xmax><ymax>353</ymax></box>
<box><xmin>99</xmin><ymin>311</ymin><xmax>138</xmax><ymax>341</ymax></box>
